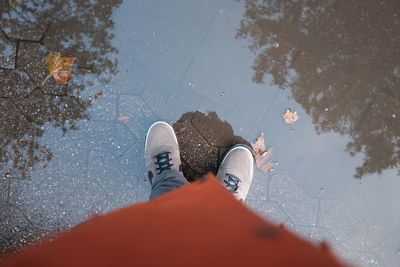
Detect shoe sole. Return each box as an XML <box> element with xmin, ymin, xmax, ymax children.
<box><xmin>144</xmin><ymin>121</ymin><xmax>178</xmax><ymax>154</ymax></box>
<box><xmin>219</xmin><ymin>144</ymin><xmax>254</xmax><ymax>176</ymax></box>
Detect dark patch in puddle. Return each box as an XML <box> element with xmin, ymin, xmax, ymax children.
<box><xmin>173</xmin><ymin>111</ymin><xmax>251</xmax><ymax>182</ymax></box>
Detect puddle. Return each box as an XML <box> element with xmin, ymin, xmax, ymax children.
<box><xmin>1</xmin><ymin>0</ymin><xmax>400</xmax><ymax>266</ymax></box>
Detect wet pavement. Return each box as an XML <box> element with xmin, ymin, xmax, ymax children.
<box><xmin>1</xmin><ymin>0</ymin><xmax>400</xmax><ymax>266</ymax></box>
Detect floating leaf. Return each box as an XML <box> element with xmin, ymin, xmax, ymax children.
<box><xmin>251</xmin><ymin>132</ymin><xmax>276</xmax><ymax>172</ymax></box>
<box><xmin>95</xmin><ymin>90</ymin><xmax>103</xmax><ymax>99</ymax></box>
<box><xmin>283</xmin><ymin>108</ymin><xmax>299</xmax><ymax>124</ymax></box>
<box><xmin>252</xmin><ymin>132</ymin><xmax>266</xmax><ymax>155</ymax></box>
<box><xmin>117</xmin><ymin>115</ymin><xmax>131</xmax><ymax>121</ymax></box>
<box><xmin>45</xmin><ymin>52</ymin><xmax>75</xmax><ymax>85</ymax></box>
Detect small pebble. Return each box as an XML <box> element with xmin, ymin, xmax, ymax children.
<box><xmin>392</xmin><ymin>114</ymin><xmax>396</xmax><ymax>118</ymax></box>
<box><xmin>324</xmin><ymin>107</ymin><xmax>329</xmax><ymax>111</ymax></box>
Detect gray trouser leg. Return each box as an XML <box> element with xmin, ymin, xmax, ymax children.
<box><xmin>149</xmin><ymin>169</ymin><xmax>189</xmax><ymax>200</ymax></box>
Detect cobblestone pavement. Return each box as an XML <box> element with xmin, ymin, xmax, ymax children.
<box><xmin>1</xmin><ymin>1</ymin><xmax>400</xmax><ymax>266</ymax></box>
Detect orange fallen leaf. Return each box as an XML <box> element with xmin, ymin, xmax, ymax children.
<box><xmin>95</xmin><ymin>91</ymin><xmax>103</xmax><ymax>99</ymax></box>
<box><xmin>45</xmin><ymin>52</ymin><xmax>75</xmax><ymax>85</ymax></box>
<box><xmin>251</xmin><ymin>132</ymin><xmax>276</xmax><ymax>172</ymax></box>
<box><xmin>283</xmin><ymin>108</ymin><xmax>299</xmax><ymax>124</ymax></box>
<box><xmin>117</xmin><ymin>115</ymin><xmax>131</xmax><ymax>121</ymax></box>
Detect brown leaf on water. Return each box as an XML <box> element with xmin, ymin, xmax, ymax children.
<box><xmin>45</xmin><ymin>52</ymin><xmax>75</xmax><ymax>85</ymax></box>
<box><xmin>252</xmin><ymin>132</ymin><xmax>266</xmax><ymax>156</ymax></box>
<box><xmin>95</xmin><ymin>90</ymin><xmax>103</xmax><ymax>99</ymax></box>
<box><xmin>283</xmin><ymin>108</ymin><xmax>299</xmax><ymax>124</ymax></box>
<box><xmin>117</xmin><ymin>115</ymin><xmax>131</xmax><ymax>121</ymax></box>
<box><xmin>251</xmin><ymin>132</ymin><xmax>276</xmax><ymax>172</ymax></box>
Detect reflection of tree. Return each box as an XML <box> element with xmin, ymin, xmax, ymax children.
<box><xmin>237</xmin><ymin>0</ymin><xmax>400</xmax><ymax>178</ymax></box>
<box><xmin>0</xmin><ymin>0</ymin><xmax>122</xmax><ymax>178</ymax></box>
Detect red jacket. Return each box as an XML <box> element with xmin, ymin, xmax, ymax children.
<box><xmin>1</xmin><ymin>173</ymin><xmax>346</xmax><ymax>267</ymax></box>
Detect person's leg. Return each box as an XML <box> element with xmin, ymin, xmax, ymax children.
<box><xmin>149</xmin><ymin>169</ymin><xmax>188</xmax><ymax>200</ymax></box>
<box><xmin>145</xmin><ymin>121</ymin><xmax>188</xmax><ymax>200</ymax></box>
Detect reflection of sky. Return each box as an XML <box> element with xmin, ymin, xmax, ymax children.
<box><xmin>110</xmin><ymin>1</ymin><xmax>400</xmax><ymax>265</ymax></box>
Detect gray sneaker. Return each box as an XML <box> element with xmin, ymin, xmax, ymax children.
<box><xmin>217</xmin><ymin>145</ymin><xmax>254</xmax><ymax>201</ymax></box>
<box><xmin>145</xmin><ymin>121</ymin><xmax>182</xmax><ymax>185</ymax></box>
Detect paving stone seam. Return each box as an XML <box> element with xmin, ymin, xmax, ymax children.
<box><xmin>179</xmin><ymin>5</ymin><xmax>222</xmax><ymax>84</ymax></box>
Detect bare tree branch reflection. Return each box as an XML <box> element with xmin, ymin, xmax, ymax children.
<box><xmin>237</xmin><ymin>0</ymin><xmax>400</xmax><ymax>178</ymax></box>
<box><xmin>0</xmin><ymin>0</ymin><xmax>122</xmax><ymax>179</ymax></box>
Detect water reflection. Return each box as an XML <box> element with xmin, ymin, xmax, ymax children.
<box><xmin>237</xmin><ymin>0</ymin><xmax>400</xmax><ymax>178</ymax></box>
<box><xmin>0</xmin><ymin>0</ymin><xmax>122</xmax><ymax>179</ymax></box>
